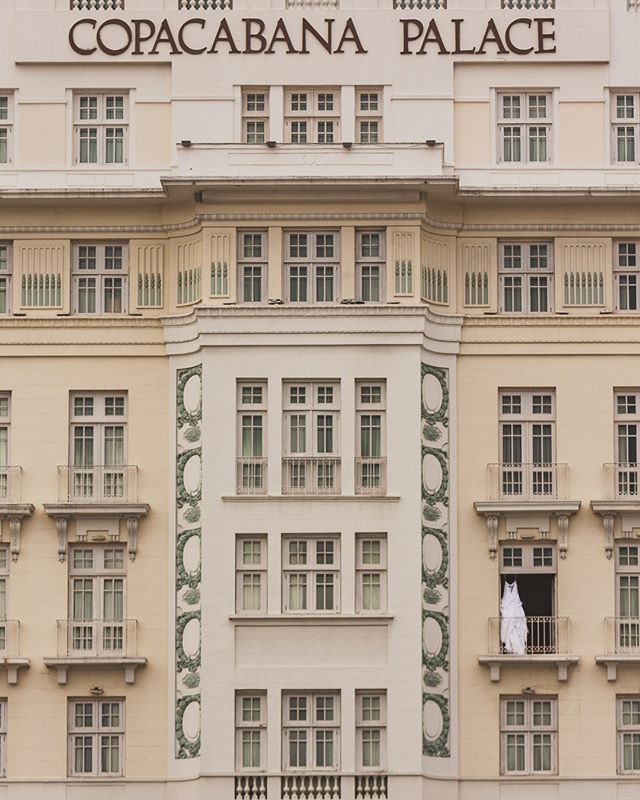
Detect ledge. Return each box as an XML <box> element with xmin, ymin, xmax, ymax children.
<box><xmin>43</xmin><ymin>657</ymin><xmax>147</xmax><ymax>685</ymax></box>
<box><xmin>478</xmin><ymin>654</ymin><xmax>580</xmax><ymax>682</ymax></box>
<box><xmin>222</xmin><ymin>495</ymin><xmax>400</xmax><ymax>503</ymax></box>
<box><xmin>229</xmin><ymin>614</ymin><xmax>394</xmax><ymax>626</ymax></box>
<box><xmin>595</xmin><ymin>654</ymin><xmax>640</xmax><ymax>681</ymax></box>
<box><xmin>474</xmin><ymin>500</ymin><xmax>581</xmax><ymax>515</ymax></box>
<box><xmin>0</xmin><ymin>658</ymin><xmax>30</xmax><ymax>685</ymax></box>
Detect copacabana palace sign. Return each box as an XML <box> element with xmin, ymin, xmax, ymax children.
<box><xmin>68</xmin><ymin>16</ymin><xmax>556</xmax><ymax>56</ymax></box>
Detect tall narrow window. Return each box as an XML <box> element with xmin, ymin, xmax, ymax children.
<box><xmin>500</xmin><ymin>696</ymin><xmax>557</xmax><ymax>775</ymax></box>
<box><xmin>236</xmin><ymin>536</ymin><xmax>267</xmax><ymax>613</ymax></box>
<box><xmin>242</xmin><ymin>89</ymin><xmax>269</xmax><ymax>144</ymax></box>
<box><xmin>614</xmin><ymin>391</ymin><xmax>640</xmax><ymax>496</ymax></box>
<box><xmin>72</xmin><ymin>243</ymin><xmax>128</xmax><ymax>315</ymax></box>
<box><xmin>236</xmin><ymin>693</ymin><xmax>267</xmax><ymax>771</ymax></box>
<box><xmin>238</xmin><ymin>231</ymin><xmax>267</xmax><ymax>303</ymax></box>
<box><xmin>356</xmin><ymin>88</ymin><xmax>383</xmax><ymax>144</ymax></box>
<box><xmin>498</xmin><ymin>390</ymin><xmax>555</xmax><ymax>499</ymax></box>
<box><xmin>282</xmin><ymin>381</ymin><xmax>340</xmax><ymax>494</ymax></box>
<box><xmin>68</xmin><ymin>698</ymin><xmax>124</xmax><ymax>777</ymax></box>
<box><xmin>282</xmin><ymin>536</ymin><xmax>340</xmax><ymax>613</ymax></box>
<box><xmin>237</xmin><ymin>382</ymin><xmax>267</xmax><ymax>494</ymax></box>
<box><xmin>616</xmin><ymin>545</ymin><xmax>640</xmax><ymax>654</ymax></box>
<box><xmin>0</xmin><ymin>244</ymin><xmax>12</xmax><ymax>315</ymax></box>
<box><xmin>0</xmin><ymin>547</ymin><xmax>9</xmax><ymax>653</ymax></box>
<box><xmin>282</xmin><ymin>692</ymin><xmax>340</xmax><ymax>770</ymax></box>
<box><xmin>0</xmin><ymin>394</ymin><xmax>9</xmax><ymax>501</ymax></box>
<box><xmin>497</xmin><ymin>92</ymin><xmax>552</xmax><ymax>164</ymax></box>
<box><xmin>68</xmin><ymin>545</ymin><xmax>126</xmax><ymax>656</ymax></box>
<box><xmin>69</xmin><ymin>393</ymin><xmax>127</xmax><ymax>501</ymax></box>
<box><xmin>355</xmin><ymin>535</ymin><xmax>387</xmax><ymax>613</ymax></box>
<box><xmin>74</xmin><ymin>94</ymin><xmax>128</xmax><ymax>166</ymax></box>
<box><xmin>499</xmin><ymin>242</ymin><xmax>553</xmax><ymax>313</ymax></box>
<box><xmin>284</xmin><ymin>89</ymin><xmax>340</xmax><ymax>144</ymax></box>
<box><xmin>356</xmin><ymin>692</ymin><xmax>386</xmax><ymax>770</ymax></box>
<box><xmin>0</xmin><ymin>95</ymin><xmax>13</xmax><ymax>165</ymax></box>
<box><xmin>615</xmin><ymin>242</ymin><xmax>640</xmax><ymax>311</ymax></box>
<box><xmin>284</xmin><ymin>231</ymin><xmax>339</xmax><ymax>303</ymax></box>
<box><xmin>356</xmin><ymin>231</ymin><xmax>385</xmax><ymax>302</ymax></box>
<box><xmin>612</xmin><ymin>93</ymin><xmax>640</xmax><ymax>164</ymax></box>
<box><xmin>356</xmin><ymin>381</ymin><xmax>386</xmax><ymax>494</ymax></box>
<box><xmin>619</xmin><ymin>697</ymin><xmax>640</xmax><ymax>772</ymax></box>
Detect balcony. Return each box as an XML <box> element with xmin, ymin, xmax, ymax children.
<box><xmin>0</xmin><ymin>620</ymin><xmax>29</xmax><ymax>684</ymax></box>
<box><xmin>474</xmin><ymin>464</ymin><xmax>580</xmax><ymax>559</ymax></box>
<box><xmin>44</xmin><ymin>618</ymin><xmax>146</xmax><ymax>685</ymax></box>
<box><xmin>282</xmin><ymin>457</ymin><xmax>341</xmax><ymax>496</ymax></box>
<box><xmin>596</xmin><ymin>617</ymin><xmax>640</xmax><ymax>680</ymax></box>
<box><xmin>355</xmin><ymin>458</ymin><xmax>387</xmax><ymax>496</ymax></box>
<box><xmin>0</xmin><ymin>467</ymin><xmax>34</xmax><ymax>561</ymax></box>
<box><xmin>236</xmin><ymin>458</ymin><xmax>268</xmax><ymax>495</ymax></box>
<box><xmin>44</xmin><ymin>466</ymin><xmax>149</xmax><ymax>562</ymax></box>
<box><xmin>0</xmin><ymin>467</ymin><xmax>22</xmax><ymax>504</ymax></box>
<box><xmin>478</xmin><ymin>616</ymin><xmax>579</xmax><ymax>681</ymax></box>
<box><xmin>591</xmin><ymin>464</ymin><xmax>640</xmax><ymax>558</ymax></box>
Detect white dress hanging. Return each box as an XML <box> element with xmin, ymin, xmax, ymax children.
<box><xmin>500</xmin><ymin>580</ymin><xmax>528</xmax><ymax>655</ymax></box>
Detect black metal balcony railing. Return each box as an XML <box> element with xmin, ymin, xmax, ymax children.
<box><xmin>58</xmin><ymin>465</ymin><xmax>138</xmax><ymax>504</ymax></box>
<box><xmin>488</xmin><ymin>616</ymin><xmax>570</xmax><ymax>655</ymax></box>
<box><xmin>487</xmin><ymin>463</ymin><xmax>568</xmax><ymax>501</ymax></box>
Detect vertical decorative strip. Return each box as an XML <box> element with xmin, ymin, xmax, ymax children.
<box><xmin>175</xmin><ymin>364</ymin><xmax>203</xmax><ymax>759</ymax></box>
<box><xmin>421</xmin><ymin>363</ymin><xmax>450</xmax><ymax>758</ymax></box>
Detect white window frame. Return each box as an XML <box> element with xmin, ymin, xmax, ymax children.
<box><xmin>238</xmin><ymin>231</ymin><xmax>267</xmax><ymax>303</ymax></box>
<box><xmin>611</xmin><ymin>92</ymin><xmax>640</xmax><ymax>164</ymax></box>
<box><xmin>236</xmin><ymin>535</ymin><xmax>267</xmax><ymax>614</ymax></box>
<box><xmin>356</xmin><ymin>88</ymin><xmax>382</xmax><ymax>144</ymax></box>
<box><xmin>356</xmin><ymin>231</ymin><xmax>385</xmax><ymax>303</ymax></box>
<box><xmin>284</xmin><ymin>89</ymin><xmax>340</xmax><ymax>144</ymax></box>
<box><xmin>282</xmin><ymin>692</ymin><xmax>340</xmax><ymax>771</ymax></box>
<box><xmin>355</xmin><ymin>534</ymin><xmax>387</xmax><ymax>613</ymax></box>
<box><xmin>500</xmin><ymin>696</ymin><xmax>557</xmax><ymax>775</ymax></box>
<box><xmin>68</xmin><ymin>544</ymin><xmax>127</xmax><ymax>643</ymax></box>
<box><xmin>0</xmin><ymin>94</ymin><xmax>13</xmax><ymax>166</ymax></box>
<box><xmin>499</xmin><ymin>390</ymin><xmax>555</xmax><ymax>466</ymax></box>
<box><xmin>282</xmin><ymin>535</ymin><xmax>340</xmax><ymax>614</ymax></box>
<box><xmin>0</xmin><ymin>699</ymin><xmax>6</xmax><ymax>777</ymax></box>
<box><xmin>0</xmin><ymin>244</ymin><xmax>12</xmax><ymax>316</ymax></box>
<box><xmin>497</xmin><ymin>92</ymin><xmax>552</xmax><ymax>165</ymax></box>
<box><xmin>283</xmin><ymin>382</ymin><xmax>340</xmax><ymax>458</ymax></box>
<box><xmin>242</xmin><ymin>88</ymin><xmax>269</xmax><ymax>144</ymax></box>
<box><xmin>498</xmin><ymin>242</ymin><xmax>554</xmax><ymax>313</ymax></box>
<box><xmin>619</xmin><ymin>696</ymin><xmax>640</xmax><ymax>773</ymax></box>
<box><xmin>237</xmin><ymin>381</ymin><xmax>267</xmax><ymax>494</ymax></box>
<box><xmin>73</xmin><ymin>92</ymin><xmax>129</xmax><ymax>166</ymax></box>
<box><xmin>284</xmin><ymin>231</ymin><xmax>339</xmax><ymax>303</ymax></box>
<box><xmin>72</xmin><ymin>243</ymin><xmax>128</xmax><ymax>315</ymax></box>
<box><xmin>0</xmin><ymin>393</ymin><xmax>10</xmax><ymax>473</ymax></box>
<box><xmin>616</xmin><ymin>543</ymin><xmax>640</xmax><ymax>622</ymax></box>
<box><xmin>614</xmin><ymin>242</ymin><xmax>640</xmax><ymax>311</ymax></box>
<box><xmin>69</xmin><ymin>392</ymin><xmax>128</xmax><ymax>469</ymax></box>
<box><xmin>355</xmin><ymin>691</ymin><xmax>386</xmax><ymax>771</ymax></box>
<box><xmin>500</xmin><ymin>543</ymin><xmax>556</xmax><ymax>575</ymax></box>
<box><xmin>236</xmin><ymin>692</ymin><xmax>267</xmax><ymax>772</ymax></box>
<box><xmin>68</xmin><ymin>698</ymin><xmax>125</xmax><ymax>777</ymax></box>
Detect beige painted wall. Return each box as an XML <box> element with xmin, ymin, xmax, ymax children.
<box><xmin>17</xmin><ymin>104</ymin><xmax>66</xmax><ymax>168</ymax></box>
<box><xmin>135</xmin><ymin>103</ymin><xmax>172</xmax><ymax>168</ymax></box>
<box><xmin>558</xmin><ymin>102</ymin><xmax>605</xmax><ymax>165</ymax></box>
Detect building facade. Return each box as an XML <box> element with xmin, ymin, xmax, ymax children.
<box><xmin>0</xmin><ymin>1</ymin><xmax>639</xmax><ymax>798</ymax></box>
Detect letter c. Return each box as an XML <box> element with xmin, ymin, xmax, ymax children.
<box><xmin>505</xmin><ymin>18</ymin><xmax>534</xmax><ymax>55</ymax></box>
<box><xmin>179</xmin><ymin>19</ymin><xmax>207</xmax><ymax>55</ymax></box>
<box><xmin>69</xmin><ymin>18</ymin><xmax>97</xmax><ymax>56</ymax></box>
<box><xmin>96</xmin><ymin>19</ymin><xmax>133</xmax><ymax>56</ymax></box>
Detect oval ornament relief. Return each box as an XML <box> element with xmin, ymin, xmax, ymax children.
<box><xmin>423</xmin><ymin>698</ymin><xmax>444</xmax><ymax>741</ymax></box>
<box><xmin>183</xmin><ymin>454</ymin><xmax>202</xmax><ymax>496</ymax></box>
<box><xmin>183</xmin><ymin>374</ymin><xmax>201</xmax><ymax>415</ymax></box>
<box><xmin>423</xmin><ymin>372</ymin><xmax>443</xmax><ymax>414</ymax></box>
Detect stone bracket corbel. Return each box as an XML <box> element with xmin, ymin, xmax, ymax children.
<box><xmin>556</xmin><ymin>513</ymin><xmax>569</xmax><ymax>559</ymax></box>
<box><xmin>127</xmin><ymin>517</ymin><xmax>139</xmax><ymax>561</ymax></box>
<box><xmin>55</xmin><ymin>517</ymin><xmax>68</xmax><ymax>562</ymax></box>
<box><xmin>0</xmin><ymin>505</ymin><xmax>34</xmax><ymax>562</ymax></box>
<box><xmin>487</xmin><ymin>515</ymin><xmax>499</xmax><ymax>560</ymax></box>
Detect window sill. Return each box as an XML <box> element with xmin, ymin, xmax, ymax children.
<box><xmin>223</xmin><ymin>495</ymin><xmax>399</xmax><ymax>503</ymax></box>
<box><xmin>229</xmin><ymin>614</ymin><xmax>394</xmax><ymax>626</ymax></box>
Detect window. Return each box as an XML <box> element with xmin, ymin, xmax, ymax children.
<box><xmin>236</xmin><ymin>536</ymin><xmax>267</xmax><ymax>613</ymax></box>
<box><xmin>238</xmin><ymin>231</ymin><xmax>267</xmax><ymax>303</ymax></box>
<box><xmin>499</xmin><ymin>242</ymin><xmax>553</xmax><ymax>313</ymax></box>
<box><xmin>0</xmin><ymin>245</ymin><xmax>12</xmax><ymax>315</ymax></box>
<box><xmin>356</xmin><ymin>231</ymin><xmax>385</xmax><ymax>302</ymax></box>
<box><xmin>355</xmin><ymin>381</ymin><xmax>386</xmax><ymax>494</ymax></box>
<box><xmin>501</xmin><ymin>697</ymin><xmax>557</xmax><ymax>775</ymax></box>
<box><xmin>356</xmin><ymin>692</ymin><xmax>386</xmax><ymax>770</ymax></box>
<box><xmin>616</xmin><ymin>545</ymin><xmax>640</xmax><ymax>653</ymax></box>
<box><xmin>72</xmin><ymin>243</ymin><xmax>128</xmax><ymax>314</ymax></box>
<box><xmin>69</xmin><ymin>545</ymin><xmax>126</xmax><ymax>655</ymax></box>
<box><xmin>0</xmin><ymin>95</ymin><xmax>13</xmax><ymax>165</ymax></box>
<box><xmin>236</xmin><ymin>693</ymin><xmax>266</xmax><ymax>771</ymax></box>
<box><xmin>74</xmin><ymin>93</ymin><xmax>128</xmax><ymax>165</ymax></box>
<box><xmin>619</xmin><ymin>697</ymin><xmax>640</xmax><ymax>772</ymax></box>
<box><xmin>283</xmin><ymin>536</ymin><xmax>340</xmax><ymax>613</ymax></box>
<box><xmin>237</xmin><ymin>382</ymin><xmax>267</xmax><ymax>494</ymax></box>
<box><xmin>68</xmin><ymin>698</ymin><xmax>124</xmax><ymax>777</ymax></box>
<box><xmin>284</xmin><ymin>232</ymin><xmax>339</xmax><ymax>303</ymax></box>
<box><xmin>614</xmin><ymin>242</ymin><xmax>640</xmax><ymax>311</ymax></box>
<box><xmin>0</xmin><ymin>547</ymin><xmax>8</xmax><ymax>652</ymax></box>
<box><xmin>242</xmin><ymin>89</ymin><xmax>269</xmax><ymax>144</ymax></box>
<box><xmin>612</xmin><ymin>93</ymin><xmax>640</xmax><ymax>163</ymax></box>
<box><xmin>498</xmin><ymin>390</ymin><xmax>555</xmax><ymax>497</ymax></box>
<box><xmin>356</xmin><ymin>535</ymin><xmax>387</xmax><ymax>613</ymax></box>
<box><xmin>0</xmin><ymin>395</ymin><xmax>9</xmax><ymax>501</ymax></box>
<box><xmin>69</xmin><ymin>393</ymin><xmax>127</xmax><ymax>501</ymax></box>
<box><xmin>284</xmin><ymin>89</ymin><xmax>340</xmax><ymax>144</ymax></box>
<box><xmin>497</xmin><ymin>92</ymin><xmax>552</xmax><ymax>164</ymax></box>
<box><xmin>283</xmin><ymin>692</ymin><xmax>340</xmax><ymax>770</ymax></box>
<box><xmin>283</xmin><ymin>381</ymin><xmax>340</xmax><ymax>493</ymax></box>
<box><xmin>0</xmin><ymin>700</ymin><xmax>6</xmax><ymax>777</ymax></box>
<box><xmin>356</xmin><ymin>88</ymin><xmax>382</xmax><ymax>144</ymax></box>
<box><xmin>614</xmin><ymin>391</ymin><xmax>640</xmax><ymax>496</ymax></box>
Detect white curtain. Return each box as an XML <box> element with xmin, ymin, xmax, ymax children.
<box><xmin>500</xmin><ymin>580</ymin><xmax>528</xmax><ymax>655</ymax></box>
